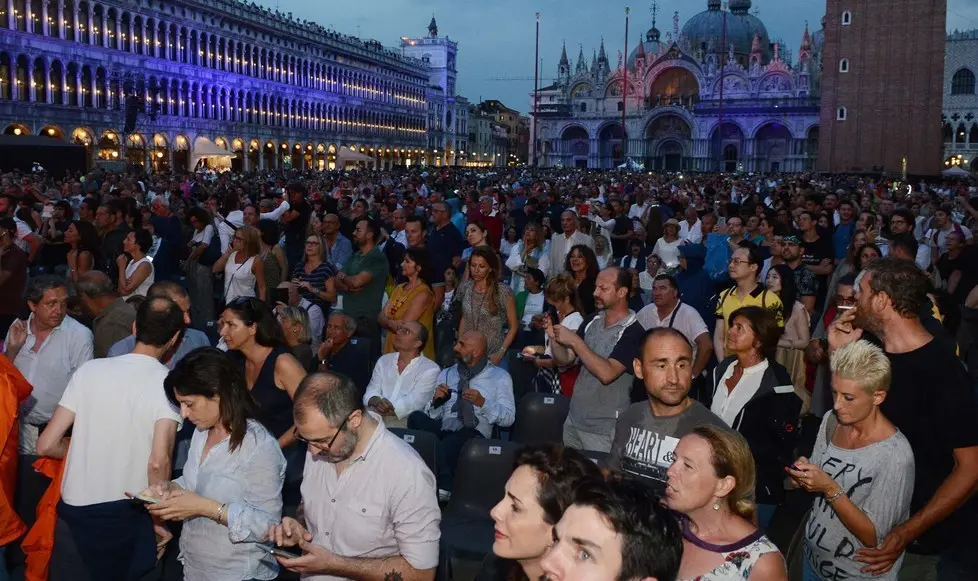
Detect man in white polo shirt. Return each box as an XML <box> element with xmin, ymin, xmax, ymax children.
<box><xmin>636</xmin><ymin>274</ymin><xmax>712</xmax><ymax>378</ymax></box>
<box><xmin>36</xmin><ymin>297</ymin><xmax>185</xmax><ymax>580</ymax></box>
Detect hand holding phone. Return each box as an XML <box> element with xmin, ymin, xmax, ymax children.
<box><xmin>126</xmin><ymin>492</ymin><xmax>162</xmax><ymax>505</ymax></box>
<box><xmin>266</xmin><ymin>545</ymin><xmax>301</xmax><ymax>559</ymax></box>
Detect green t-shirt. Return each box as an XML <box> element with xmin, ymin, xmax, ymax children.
<box><xmin>339</xmin><ymin>246</ymin><xmax>389</xmax><ymax>321</ymax></box>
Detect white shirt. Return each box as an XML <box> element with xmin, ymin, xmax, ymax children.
<box><xmin>423</xmin><ymin>363</ymin><xmax>516</xmax><ymax>438</ymax></box>
<box><xmin>679</xmin><ymin>219</ymin><xmax>703</xmax><ymax>244</ymax></box>
<box><xmin>363</xmin><ymin>353</ymin><xmax>440</xmax><ymax>419</ymax></box>
<box><xmin>13</xmin><ymin>216</ymin><xmax>33</xmax><ymax>254</ymax></box>
<box><xmin>58</xmin><ymin>353</ymin><xmax>181</xmax><ymax>506</ymax></box>
<box><xmin>545</xmin><ymin>312</ymin><xmax>584</xmax><ymax>371</ymax></box>
<box><xmin>636</xmin><ymin>301</ymin><xmax>708</xmax><ymax>361</ymax></box>
<box><xmin>191</xmin><ymin>224</ymin><xmax>215</xmax><ymax>245</ymax></box>
<box><xmin>926</xmin><ymin>223</ymin><xmax>973</xmax><ymax>254</ymax></box>
<box><xmin>653</xmin><ymin>237</ymin><xmax>683</xmax><ymax>269</ymax></box>
<box><xmin>123</xmin><ymin>257</ymin><xmax>154</xmax><ymax>299</ymax></box>
<box><xmin>6</xmin><ymin>314</ymin><xmax>93</xmax><ymax>455</ymax></box>
<box><xmin>710</xmin><ymin>359</ymin><xmax>769</xmax><ymax>428</ymax></box>
<box><xmin>549</xmin><ymin>230</ymin><xmax>593</xmax><ymax>273</ymax></box>
<box><xmin>521</xmin><ymin>292</ymin><xmax>546</xmax><ymax>329</ymax></box>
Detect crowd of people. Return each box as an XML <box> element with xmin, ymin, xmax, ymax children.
<box><xmin>0</xmin><ymin>165</ymin><xmax>976</xmax><ymax>581</ymax></box>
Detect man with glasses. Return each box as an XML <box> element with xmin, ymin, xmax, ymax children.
<box><xmin>363</xmin><ymin>321</ymin><xmax>439</xmax><ymax>429</ymax></box>
<box><xmin>883</xmin><ymin>209</ymin><xmax>930</xmax><ymax>270</ymax></box>
<box><xmin>317</xmin><ymin>312</ymin><xmax>370</xmax><ymax>398</ymax></box>
<box><xmin>322</xmin><ymin>213</ymin><xmax>353</xmax><ymax>270</ymax></box>
<box><xmin>714</xmin><ymin>244</ymin><xmax>784</xmax><ymax>360</ymax></box>
<box><xmin>270</xmin><ymin>372</ymin><xmax>440</xmax><ymax>580</ymax></box>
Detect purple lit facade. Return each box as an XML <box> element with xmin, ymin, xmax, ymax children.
<box><xmin>0</xmin><ymin>0</ymin><xmax>430</xmax><ymax>171</ymax></box>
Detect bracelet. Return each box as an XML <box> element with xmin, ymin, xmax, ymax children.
<box><xmin>217</xmin><ymin>502</ymin><xmax>228</xmax><ymax>524</ymax></box>
<box><xmin>825</xmin><ymin>489</ymin><xmax>845</xmax><ymax>504</ymax></box>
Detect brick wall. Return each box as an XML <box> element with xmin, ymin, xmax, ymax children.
<box><xmin>817</xmin><ymin>0</ymin><xmax>946</xmax><ymax>176</ymax></box>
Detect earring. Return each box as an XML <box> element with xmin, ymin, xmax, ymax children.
<box><xmin>712</xmin><ymin>502</ymin><xmax>720</xmax><ymax>511</ymax></box>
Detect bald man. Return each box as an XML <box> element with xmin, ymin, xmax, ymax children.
<box><xmin>550</xmin><ymin>209</ymin><xmax>594</xmax><ymax>271</ymax></box>
<box><xmin>408</xmin><ymin>330</ymin><xmax>515</xmax><ymax>498</ymax></box>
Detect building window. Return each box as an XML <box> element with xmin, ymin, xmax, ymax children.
<box><xmin>580</xmin><ymin>102</ymin><xmax>587</xmax><ymax>113</ymax></box>
<box><xmin>839</xmin><ymin>59</ymin><xmax>850</xmax><ymax>73</ymax></box>
<box><xmin>837</xmin><ymin>106</ymin><xmax>847</xmax><ymax>121</ymax></box>
<box><xmin>617</xmin><ymin>101</ymin><xmax>624</xmax><ymax>112</ymax></box>
<box><xmin>842</xmin><ymin>11</ymin><xmax>852</xmax><ymax>25</ymax></box>
<box><xmin>952</xmin><ymin>68</ymin><xmax>976</xmax><ymax>95</ymax></box>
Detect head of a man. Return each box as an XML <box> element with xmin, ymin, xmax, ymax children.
<box><xmin>854</xmin><ymin>258</ymin><xmax>929</xmax><ymax>336</ymax></box>
<box><xmin>392</xmin><ymin>208</ymin><xmax>407</xmax><ymax>231</ymax></box>
<box><xmin>75</xmin><ymin>270</ymin><xmax>120</xmax><ymax>317</ymax></box>
<box><xmin>726</xmin><ymin>216</ymin><xmax>745</xmax><ymax>238</ymax></box>
<box><xmin>632</xmin><ymin>328</ymin><xmax>693</xmax><ymax>411</ymax></box>
<box><xmin>561</xmin><ymin>210</ymin><xmax>578</xmax><ymax>235</ymax></box>
<box><xmin>651</xmin><ymin>275</ymin><xmax>680</xmax><ymax>311</ymax></box>
<box><xmin>431</xmin><ymin>202</ymin><xmax>451</xmax><ymax>227</ymax></box>
<box><xmin>147</xmin><ymin>281</ymin><xmax>193</xmax><ymax>327</ymax></box>
<box><xmin>393</xmin><ymin>320</ymin><xmax>427</xmax><ymax>355</ymax></box>
<box><xmin>780</xmin><ymin>236</ymin><xmax>802</xmax><ymax>263</ymax></box>
<box><xmin>728</xmin><ymin>245</ymin><xmax>760</xmax><ymax>284</ymax></box>
<box><xmin>134</xmin><ymin>297</ymin><xmax>185</xmax><ymax>352</ymax></box>
<box><xmin>26</xmin><ymin>275</ymin><xmax>69</xmax><ymax>331</ymax></box>
<box><xmin>325</xmin><ymin>312</ymin><xmax>356</xmax><ymax>348</ymax></box>
<box><xmin>888</xmin><ymin>209</ymin><xmax>914</xmax><ymax>236</ymax></box>
<box><xmin>353</xmin><ymin>218</ymin><xmax>379</xmax><ymax>248</ymax></box>
<box><xmin>594</xmin><ymin>267</ymin><xmax>631</xmax><ymax>312</ymax></box>
<box><xmin>293</xmin><ymin>372</ymin><xmax>365</xmax><ymax>464</ymax></box>
<box><xmin>322</xmin><ymin>213</ymin><xmax>340</xmax><ymax>236</ymax></box>
<box><xmin>405</xmin><ymin>215</ymin><xmax>426</xmax><ymax>248</ymax></box>
<box><xmin>542</xmin><ymin>476</ymin><xmax>683</xmax><ymax>581</ymax></box>
<box><xmin>453</xmin><ymin>330</ymin><xmax>488</xmax><ymax>367</ymax></box>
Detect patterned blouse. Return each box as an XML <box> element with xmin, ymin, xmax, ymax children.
<box><xmin>455</xmin><ymin>280</ymin><xmax>514</xmax><ymax>357</ymax></box>
<box><xmin>678</xmin><ymin>517</ymin><xmax>782</xmax><ymax>581</ymax></box>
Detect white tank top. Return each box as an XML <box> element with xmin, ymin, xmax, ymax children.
<box><xmin>224</xmin><ymin>251</ymin><xmax>257</xmax><ymax>302</ymax></box>
<box><xmin>123</xmin><ymin>257</ymin><xmax>154</xmax><ymax>299</ymax></box>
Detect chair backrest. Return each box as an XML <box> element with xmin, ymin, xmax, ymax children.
<box><xmin>387</xmin><ymin>427</ymin><xmax>438</xmax><ymax>477</ymax></box>
<box><xmin>510</xmin><ymin>392</ymin><xmax>571</xmax><ymax>445</ymax></box>
<box><xmin>446</xmin><ymin>439</ymin><xmax>522</xmax><ymax>519</ymax></box>
<box><xmin>506</xmin><ymin>352</ymin><xmax>538</xmax><ymax>403</ymax></box>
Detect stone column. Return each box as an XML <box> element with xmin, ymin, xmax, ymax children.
<box><xmin>57</xmin><ymin>0</ymin><xmax>64</xmax><ymax>39</ymax></box>
<box><xmin>6</xmin><ymin>0</ymin><xmax>14</xmax><ymax>29</ymax></box>
<box><xmin>85</xmin><ymin>7</ymin><xmax>93</xmax><ymax>45</ymax></box>
<box><xmin>23</xmin><ymin>0</ymin><xmax>32</xmax><ymax>33</ymax></box>
<box><xmin>41</xmin><ymin>0</ymin><xmax>50</xmax><ymax>36</ymax></box>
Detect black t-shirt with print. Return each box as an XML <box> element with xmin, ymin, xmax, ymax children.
<box><xmin>800</xmin><ymin>233</ymin><xmax>834</xmax><ymax>304</ymax></box>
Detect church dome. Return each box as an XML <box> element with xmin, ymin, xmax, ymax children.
<box><xmin>681</xmin><ymin>1</ymin><xmax>755</xmax><ymax>60</ymax></box>
<box><xmin>627</xmin><ymin>27</ymin><xmax>663</xmax><ymax>70</ymax></box>
<box><xmin>736</xmin><ymin>13</ymin><xmax>771</xmax><ymax>60</ymax></box>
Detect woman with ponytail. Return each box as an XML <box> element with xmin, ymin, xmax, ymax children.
<box><xmin>664</xmin><ymin>425</ymin><xmax>788</xmax><ymax>581</ymax></box>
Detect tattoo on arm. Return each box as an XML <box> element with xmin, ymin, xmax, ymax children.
<box><xmin>384</xmin><ymin>570</ymin><xmax>404</xmax><ymax>581</ymax></box>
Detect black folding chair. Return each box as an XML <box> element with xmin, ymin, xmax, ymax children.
<box><xmin>510</xmin><ymin>393</ymin><xmax>570</xmax><ymax>445</ymax></box>
<box><xmin>387</xmin><ymin>427</ymin><xmax>438</xmax><ymax>477</ymax></box>
<box><xmin>438</xmin><ymin>439</ymin><xmax>523</xmax><ymax>581</ymax></box>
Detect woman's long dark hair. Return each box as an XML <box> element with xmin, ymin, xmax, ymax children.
<box><xmin>403</xmin><ymin>246</ymin><xmax>434</xmax><ymax>287</ymax></box>
<box><xmin>769</xmin><ymin>264</ymin><xmax>798</xmax><ymax>316</ymax></box>
<box><xmin>71</xmin><ymin>220</ymin><xmax>100</xmax><ymax>256</ymax></box>
<box><xmin>470</xmin><ymin>246</ymin><xmax>503</xmax><ymax>315</ymax></box>
<box><xmin>223</xmin><ymin>297</ymin><xmax>286</xmax><ymax>347</ymax></box>
<box><xmin>564</xmin><ymin>244</ymin><xmax>599</xmax><ymax>280</ymax></box>
<box><xmin>164</xmin><ymin>347</ymin><xmax>259</xmax><ymax>452</ymax></box>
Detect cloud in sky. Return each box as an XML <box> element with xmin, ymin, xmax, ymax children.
<box><xmin>260</xmin><ymin>0</ymin><xmax>978</xmax><ymax>114</ymax></box>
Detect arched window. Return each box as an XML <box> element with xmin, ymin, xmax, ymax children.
<box><xmin>952</xmin><ymin>68</ymin><xmax>976</xmax><ymax>95</ymax></box>
<box><xmin>839</xmin><ymin>59</ymin><xmax>850</xmax><ymax>73</ymax></box>
<box><xmin>841</xmin><ymin>11</ymin><xmax>852</xmax><ymax>26</ymax></box>
<box><xmin>580</xmin><ymin>102</ymin><xmax>587</xmax><ymax>113</ymax></box>
<box><xmin>617</xmin><ymin>101</ymin><xmax>624</xmax><ymax>112</ymax></box>
<box><xmin>837</xmin><ymin>106</ymin><xmax>847</xmax><ymax>121</ymax></box>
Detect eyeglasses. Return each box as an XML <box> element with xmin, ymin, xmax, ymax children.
<box><xmin>395</xmin><ymin>326</ymin><xmax>418</xmax><ymax>338</ymax></box>
<box><xmin>293</xmin><ymin>413</ymin><xmax>352</xmax><ymax>451</ymax></box>
<box><xmin>305</xmin><ymin>240</ymin><xmax>321</xmax><ymax>246</ymax></box>
<box><xmin>730</xmin><ymin>258</ymin><xmax>751</xmax><ymax>266</ymax></box>
<box><xmin>837</xmin><ymin>296</ymin><xmax>856</xmax><ymax>305</ymax></box>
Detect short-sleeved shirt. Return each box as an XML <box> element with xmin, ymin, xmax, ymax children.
<box><xmin>609</xmin><ymin>400</ymin><xmax>728</xmax><ymax>495</ymax></box>
<box><xmin>801</xmin><ymin>233</ymin><xmax>835</xmax><ymax>299</ymax></box>
<box><xmin>714</xmin><ymin>284</ymin><xmax>784</xmax><ymax>332</ymax></box>
<box><xmin>59</xmin><ymin>354</ymin><xmax>181</xmax><ymax>506</ymax></box>
<box><xmin>636</xmin><ymin>302</ymin><xmax>709</xmax><ymax>360</ymax></box>
<box><xmin>568</xmin><ymin>311</ymin><xmax>646</xmax><ymax>435</ymax></box>
<box><xmin>428</xmin><ymin>224</ymin><xmax>464</xmax><ymax>278</ymax></box>
<box><xmin>339</xmin><ymin>246</ymin><xmax>389</xmax><ymax>322</ymax></box>
<box><xmin>284</xmin><ymin>200</ymin><xmax>311</xmax><ymax>246</ymax></box>
<box><xmin>302</xmin><ymin>416</ymin><xmax>440</xmax><ymax>581</ymax></box>
<box><xmin>790</xmin><ymin>263</ymin><xmax>819</xmax><ymax>298</ymax></box>
<box><xmin>93</xmin><ymin>297</ymin><xmax>137</xmax><ymax>358</ymax></box>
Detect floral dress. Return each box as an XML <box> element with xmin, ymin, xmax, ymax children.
<box><xmin>383</xmin><ymin>282</ymin><xmax>435</xmax><ymax>359</ymax></box>
<box><xmin>679</xmin><ymin>517</ymin><xmax>782</xmax><ymax>581</ymax></box>
<box><xmin>455</xmin><ymin>280</ymin><xmax>514</xmax><ymax>357</ymax></box>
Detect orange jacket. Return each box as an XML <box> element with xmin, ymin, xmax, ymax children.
<box><xmin>0</xmin><ymin>354</ymin><xmax>32</xmax><ymax>547</ymax></box>
<box><xmin>22</xmin><ymin>455</ymin><xmax>66</xmax><ymax>581</ymax></box>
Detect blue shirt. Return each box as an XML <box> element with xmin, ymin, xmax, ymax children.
<box><xmin>107</xmin><ymin>328</ymin><xmax>212</xmax><ymax>369</ymax></box>
<box><xmin>833</xmin><ymin>221</ymin><xmax>856</xmax><ymax>260</ymax></box>
<box><xmin>428</xmin><ymin>223</ymin><xmax>464</xmax><ymax>277</ymax></box>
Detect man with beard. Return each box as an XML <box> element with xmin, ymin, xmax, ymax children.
<box><xmin>269</xmin><ymin>372</ymin><xmax>440</xmax><ymax>581</ymax></box>
<box><xmin>408</xmin><ymin>330</ymin><xmax>515</xmax><ymax>499</ymax></box>
<box><xmin>830</xmin><ymin>258</ymin><xmax>978</xmax><ymax>580</ymax></box>
<box><xmin>608</xmin><ymin>328</ymin><xmax>726</xmax><ymax>494</ymax></box>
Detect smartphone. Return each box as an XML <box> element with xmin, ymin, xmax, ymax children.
<box><xmin>126</xmin><ymin>492</ymin><xmax>161</xmax><ymax>504</ymax></box>
<box><xmin>266</xmin><ymin>546</ymin><xmax>301</xmax><ymax>559</ymax></box>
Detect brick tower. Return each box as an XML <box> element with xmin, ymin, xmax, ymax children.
<box><xmin>817</xmin><ymin>0</ymin><xmax>946</xmax><ymax>177</ymax></box>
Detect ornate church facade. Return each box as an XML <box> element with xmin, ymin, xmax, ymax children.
<box><xmin>531</xmin><ymin>0</ymin><xmax>823</xmax><ymax>172</ymax></box>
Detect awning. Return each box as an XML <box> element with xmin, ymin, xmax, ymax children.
<box><xmin>336</xmin><ymin>146</ymin><xmax>376</xmax><ymax>167</ymax></box>
<box><xmin>191</xmin><ymin>137</ymin><xmax>235</xmax><ymax>168</ymax></box>
<box><xmin>942</xmin><ymin>165</ymin><xmax>971</xmax><ymax>177</ymax></box>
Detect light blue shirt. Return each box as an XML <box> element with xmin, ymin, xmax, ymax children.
<box><xmin>107</xmin><ymin>328</ymin><xmax>211</xmax><ymax>369</ymax></box>
<box><xmin>423</xmin><ymin>363</ymin><xmax>516</xmax><ymax>438</ymax></box>
<box><xmin>173</xmin><ymin>419</ymin><xmax>286</xmax><ymax>581</ymax></box>
<box><xmin>326</xmin><ymin>234</ymin><xmax>353</xmax><ymax>270</ymax></box>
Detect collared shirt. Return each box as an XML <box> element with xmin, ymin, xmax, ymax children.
<box><xmin>711</xmin><ymin>359</ymin><xmax>770</xmax><ymax>427</ymax></box>
<box><xmin>6</xmin><ymin>314</ymin><xmax>93</xmax><ymax>454</ymax></box>
<box><xmin>363</xmin><ymin>353</ymin><xmax>440</xmax><ymax>420</ymax></box>
<box><xmin>549</xmin><ymin>230</ymin><xmax>594</xmax><ymax>273</ymax></box>
<box><xmin>423</xmin><ymin>363</ymin><xmax>515</xmax><ymax>438</ymax></box>
<box><xmin>107</xmin><ymin>328</ymin><xmax>212</xmax><ymax>369</ymax></box>
<box><xmin>93</xmin><ymin>298</ymin><xmax>137</xmax><ymax>358</ymax></box>
<box><xmin>679</xmin><ymin>219</ymin><xmax>703</xmax><ymax>244</ymax></box>
<box><xmin>174</xmin><ymin>420</ymin><xmax>286</xmax><ymax>581</ymax></box>
<box><xmin>301</xmin><ymin>416</ymin><xmax>440</xmax><ymax>581</ymax></box>
<box><xmin>714</xmin><ymin>284</ymin><xmax>784</xmax><ymax>334</ymax></box>
<box><xmin>636</xmin><ymin>301</ymin><xmax>708</xmax><ymax>360</ymax></box>
<box><xmin>325</xmin><ymin>234</ymin><xmax>353</xmax><ymax>270</ymax></box>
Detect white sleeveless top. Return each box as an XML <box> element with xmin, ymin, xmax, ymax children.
<box><xmin>679</xmin><ymin>518</ymin><xmax>782</xmax><ymax>581</ymax></box>
<box><xmin>224</xmin><ymin>251</ymin><xmax>257</xmax><ymax>302</ymax></box>
<box><xmin>123</xmin><ymin>257</ymin><xmax>154</xmax><ymax>299</ymax></box>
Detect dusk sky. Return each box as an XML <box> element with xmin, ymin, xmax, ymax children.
<box><xmin>259</xmin><ymin>0</ymin><xmax>978</xmax><ymax>114</ymax></box>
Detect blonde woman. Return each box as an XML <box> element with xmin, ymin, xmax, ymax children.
<box><xmin>278</xmin><ymin>305</ymin><xmax>317</xmax><ymax>372</ymax></box>
<box><xmin>214</xmin><ymin>225</ymin><xmax>266</xmax><ymax>303</ymax></box>
<box><xmin>788</xmin><ymin>341</ymin><xmax>913</xmax><ymax>581</ymax></box>
<box><xmin>665</xmin><ymin>425</ymin><xmax>788</xmax><ymax>581</ymax></box>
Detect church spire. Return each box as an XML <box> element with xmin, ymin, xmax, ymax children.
<box><xmin>576</xmin><ymin>45</ymin><xmax>587</xmax><ymax>74</ymax></box>
<box><xmin>559</xmin><ymin>41</ymin><xmax>569</xmax><ymax>67</ymax></box>
<box><xmin>598</xmin><ymin>37</ymin><xmax>608</xmax><ymax>63</ymax></box>
<box><xmin>427</xmin><ymin>15</ymin><xmax>438</xmax><ymax>37</ymax></box>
